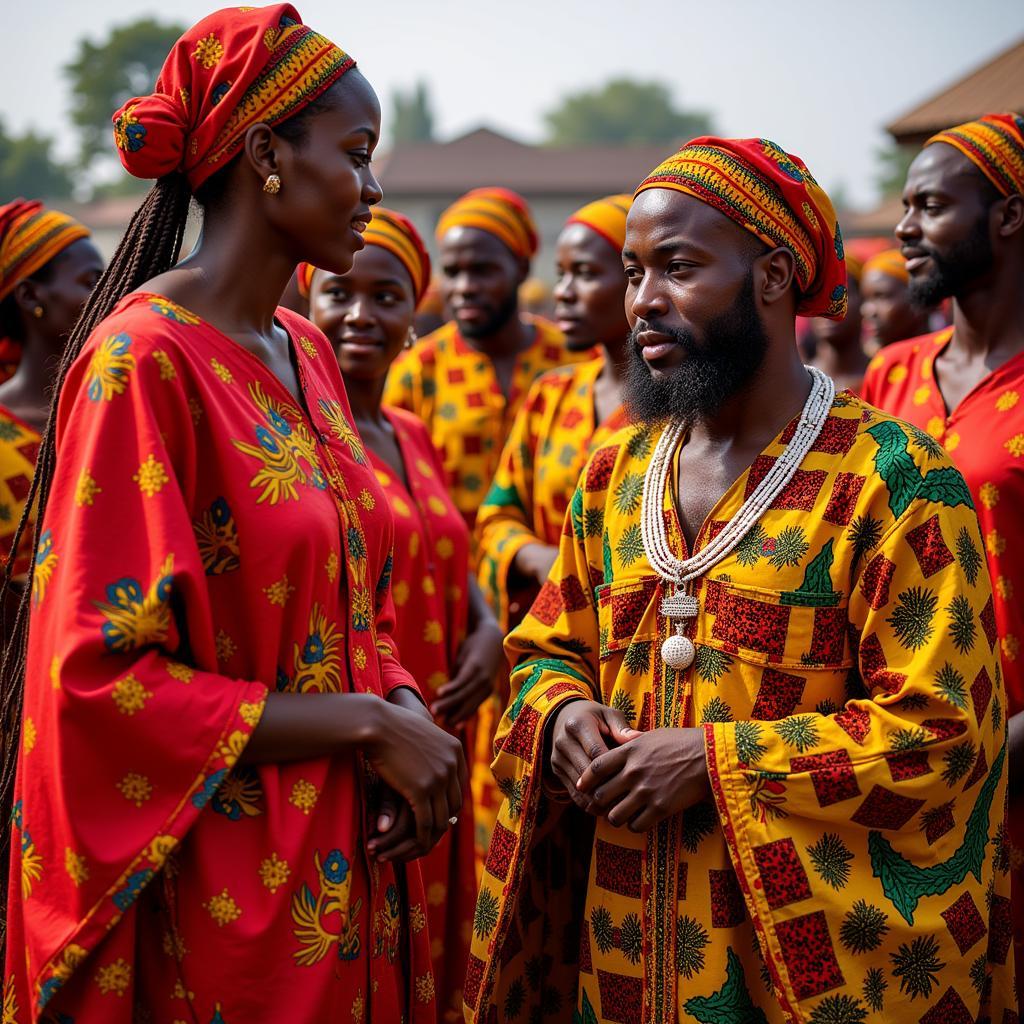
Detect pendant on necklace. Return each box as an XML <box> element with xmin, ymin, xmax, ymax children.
<box><xmin>661</xmin><ymin>633</ymin><xmax>696</xmax><ymax>670</ymax></box>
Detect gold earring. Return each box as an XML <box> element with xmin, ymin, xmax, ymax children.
<box><xmin>263</xmin><ymin>174</ymin><xmax>281</xmax><ymax>195</ymax></box>
<box><xmin>405</xmin><ymin>326</ymin><xmax>417</xmax><ymax>350</ymax></box>
<box><xmin>32</xmin><ymin>306</ymin><xmax>44</xmax><ymax>319</ymax></box>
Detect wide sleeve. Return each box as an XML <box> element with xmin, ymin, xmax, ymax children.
<box><xmin>704</xmin><ymin>481</ymin><xmax>1008</xmax><ymax>1017</ymax></box>
<box><xmin>10</xmin><ymin>329</ymin><xmax>268</xmax><ymax>1007</ymax></box>
<box><xmin>475</xmin><ymin>378</ymin><xmax>546</xmax><ymax>628</ymax></box>
<box><xmin>382</xmin><ymin>344</ymin><xmax>422</xmax><ymax>416</ymax></box>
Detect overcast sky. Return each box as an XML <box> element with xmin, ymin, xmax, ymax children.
<box><xmin>5</xmin><ymin>0</ymin><xmax>1022</xmax><ymax>208</ymax></box>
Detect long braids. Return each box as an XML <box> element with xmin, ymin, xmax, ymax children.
<box><xmin>0</xmin><ymin>172</ymin><xmax>192</xmax><ymax>931</ymax></box>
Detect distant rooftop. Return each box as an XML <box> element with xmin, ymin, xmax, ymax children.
<box><xmin>886</xmin><ymin>37</ymin><xmax>1024</xmax><ymax>145</ymax></box>
<box><xmin>376</xmin><ymin>127</ymin><xmax>671</xmax><ymax>196</ymax></box>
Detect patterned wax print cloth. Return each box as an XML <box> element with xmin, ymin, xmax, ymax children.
<box><xmin>0</xmin><ymin>407</ymin><xmax>41</xmax><ymax>577</ymax></box>
<box><xmin>465</xmin><ymin>392</ymin><xmax>1013</xmax><ymax>1023</ymax></box>
<box><xmin>3</xmin><ymin>294</ymin><xmax>438</xmax><ymax>1023</ymax></box>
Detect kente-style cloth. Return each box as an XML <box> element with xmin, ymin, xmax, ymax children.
<box><xmin>466</xmin><ymin>395</ymin><xmax>1013</xmax><ymax>1022</ymax></box>
<box><xmin>636</xmin><ymin>137</ymin><xmax>848</xmax><ymax>319</ymax></box>
<box><xmin>0</xmin><ymin>408</ymin><xmax>42</xmax><ymax>577</ymax></box>
<box><xmin>0</xmin><ymin>199</ymin><xmax>91</xmax><ymax>304</ymax></box>
<box><xmin>925</xmin><ymin>112</ymin><xmax>1024</xmax><ymax>197</ymax></box>
<box><xmin>476</xmin><ymin>356</ymin><xmax>629</xmax><ymax>631</ymax></box>
<box><xmin>565</xmin><ymin>194</ymin><xmax>631</xmax><ymax>253</ymax></box>
<box><xmin>368</xmin><ymin>406</ymin><xmax>476</xmax><ymax>1023</ymax></box>
<box><xmin>435</xmin><ymin>188</ymin><xmax>538</xmax><ymax>261</ymax></box>
<box><xmin>863</xmin><ymin>328</ymin><xmax>1024</xmax><ymax>999</ymax></box>
<box><xmin>112</xmin><ymin>4</ymin><xmax>354</xmax><ymax>190</ymax></box>
<box><xmin>4</xmin><ymin>294</ymin><xmax>438</xmax><ymax>1022</ymax></box>
<box><xmin>863</xmin><ymin>248</ymin><xmax>910</xmax><ymax>284</ymax></box>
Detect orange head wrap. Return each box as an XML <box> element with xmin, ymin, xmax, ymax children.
<box><xmin>112</xmin><ymin>4</ymin><xmax>355</xmax><ymax>191</ymax></box>
<box><xmin>636</xmin><ymin>136</ymin><xmax>848</xmax><ymax>319</ymax></box>
<box><xmin>0</xmin><ymin>199</ymin><xmax>91</xmax><ymax>303</ymax></box>
<box><xmin>925</xmin><ymin>112</ymin><xmax>1024</xmax><ymax>197</ymax></box>
<box><xmin>565</xmin><ymin>194</ymin><xmax>632</xmax><ymax>254</ymax></box>
<box><xmin>295</xmin><ymin>261</ymin><xmax>316</xmax><ymax>300</ymax></box>
<box><xmin>435</xmin><ymin>187</ymin><xmax>538</xmax><ymax>261</ymax></box>
<box><xmin>862</xmin><ymin>248</ymin><xmax>909</xmax><ymax>285</ymax></box>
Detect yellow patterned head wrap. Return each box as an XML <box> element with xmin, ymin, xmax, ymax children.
<box><xmin>362</xmin><ymin>207</ymin><xmax>432</xmax><ymax>304</ymax></box>
<box><xmin>925</xmin><ymin>112</ymin><xmax>1024</xmax><ymax>197</ymax></box>
<box><xmin>636</xmin><ymin>136</ymin><xmax>848</xmax><ymax>319</ymax></box>
<box><xmin>862</xmin><ymin>249</ymin><xmax>909</xmax><ymax>284</ymax></box>
<box><xmin>0</xmin><ymin>199</ymin><xmax>91</xmax><ymax>303</ymax></box>
<box><xmin>436</xmin><ymin>187</ymin><xmax>538</xmax><ymax>261</ymax></box>
<box><xmin>565</xmin><ymin>194</ymin><xmax>632</xmax><ymax>254</ymax></box>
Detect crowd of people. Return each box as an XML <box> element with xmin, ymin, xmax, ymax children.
<box><xmin>0</xmin><ymin>4</ymin><xmax>1020</xmax><ymax>1022</ymax></box>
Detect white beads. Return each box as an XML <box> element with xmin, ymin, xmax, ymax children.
<box><xmin>661</xmin><ymin>634</ymin><xmax>696</xmax><ymax>670</ymax></box>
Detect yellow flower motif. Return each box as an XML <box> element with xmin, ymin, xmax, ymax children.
<box><xmin>259</xmin><ymin>852</ymin><xmax>290</xmax><ymax>893</ymax></box>
<box><xmin>65</xmin><ymin>847</ymin><xmax>89</xmax><ymax>886</ymax></box>
<box><xmin>19</xmin><ymin>718</ymin><xmax>36</xmax><ymax>759</ymax></box>
<box><xmin>166</xmin><ymin>660</ymin><xmax>195</xmax><ymax>683</ymax></box>
<box><xmin>299</xmin><ymin>336</ymin><xmax>318</xmax><ymax>358</ymax></box>
<box><xmin>163</xmin><ymin>930</ymin><xmax>188</xmax><ymax>959</ymax></box>
<box><xmin>422</xmin><ymin>576</ymin><xmax>436</xmax><ymax>595</ymax></box>
<box><xmin>980</xmin><ymin>482</ymin><xmax>1000</xmax><ymax>509</ymax></box>
<box><xmin>392</xmin><ymin>496</ymin><xmax>412</xmax><ymax>519</ymax></box>
<box><xmin>1005</xmin><ymin>433</ymin><xmax>1024</xmax><ymax>457</ymax></box>
<box><xmin>290</xmin><ymin>778</ymin><xmax>318</xmax><ymax>814</ymax></box>
<box><xmin>351</xmin><ymin>993</ymin><xmax>365</xmax><ymax>1022</ymax></box>
<box><xmin>410</xmin><ymin>902</ymin><xmax>426</xmax><ymax>933</ymax></box>
<box><xmin>415</xmin><ymin>458</ymin><xmax>435</xmax><ymax>478</ymax></box>
<box><xmin>112</xmin><ymin>673</ymin><xmax>153</xmax><ymax>715</ymax></box>
<box><xmin>987</xmin><ymin>530</ymin><xmax>1007</xmax><ymax>557</ymax></box>
<box><xmin>204</xmin><ymin>887</ymin><xmax>241</xmax><ymax>926</ymax></box>
<box><xmin>3</xmin><ymin>976</ymin><xmax>18</xmax><ymax>1023</ymax></box>
<box><xmin>415</xmin><ymin>972</ymin><xmax>435</xmax><ymax>1004</ymax></box>
<box><xmin>51</xmin><ymin>655</ymin><xmax>60</xmax><ymax>689</ymax></box>
<box><xmin>392</xmin><ymin>581</ymin><xmax>410</xmax><ymax>606</ymax></box>
<box><xmin>374</xmin><ymin>469</ymin><xmax>391</xmax><ymax>488</ymax></box>
<box><xmin>238</xmin><ymin>700</ymin><xmax>264</xmax><ymax>728</ymax></box>
<box><xmin>264</xmin><ymin>573</ymin><xmax>295</xmax><ymax>606</ymax></box>
<box><xmin>352</xmin><ymin>646</ymin><xmax>368</xmax><ymax>670</ymax></box>
<box><xmin>886</xmin><ymin>364</ymin><xmax>908</xmax><ymax>384</ymax></box>
<box><xmin>997</xmin><ymin>576</ymin><xmax>1014</xmax><ymax>599</ymax></box>
<box><xmin>95</xmin><ymin>957</ymin><xmax>131</xmax><ymax>996</ymax></box>
<box><xmin>1002</xmin><ymin>634</ymin><xmax>1020</xmax><ymax>661</ymax></box>
<box><xmin>193</xmin><ymin>33</ymin><xmax>224</xmax><ymax>69</ymax></box>
<box><xmin>179</xmin><ymin>87</ymin><xmax>189</xmax><ymax>108</ymax></box>
<box><xmin>133</xmin><ymin>454</ymin><xmax>169</xmax><ymax>497</ymax></box>
<box><xmin>430</xmin><ymin>936</ymin><xmax>444</xmax><ymax>959</ymax></box>
<box><xmin>21</xmin><ymin>833</ymin><xmax>42</xmax><ymax>898</ymax></box>
<box><xmin>921</xmin><ymin>355</ymin><xmax>934</xmax><ymax>379</ymax></box>
<box><xmin>152</xmin><ymin>349</ymin><xmax>177</xmax><ymax>381</ymax></box>
<box><xmin>925</xmin><ymin>415</ymin><xmax>945</xmax><ymax>439</ymax></box>
<box><xmin>427</xmin><ymin>881</ymin><xmax>446</xmax><ymax>906</ymax></box>
<box><xmin>446</xmin><ymin>584</ymin><xmax>463</xmax><ymax>602</ymax></box>
<box><xmin>216</xmin><ymin>630</ymin><xmax>237</xmax><ymax>662</ymax></box>
<box><xmin>210</xmin><ymin>358</ymin><xmax>234</xmax><ymax>384</ymax></box>
<box><xmin>86</xmin><ymin>334</ymin><xmax>136</xmax><ymax>400</ymax></box>
<box><xmin>408</xmin><ymin>531</ymin><xmax>420</xmax><ymax>557</ymax></box>
<box><xmin>428</xmin><ymin>670</ymin><xmax>447</xmax><ymax>691</ymax></box>
<box><xmin>75</xmin><ymin>467</ymin><xmax>102</xmax><ymax>507</ymax></box>
<box><xmin>118</xmin><ymin>772</ymin><xmax>152</xmax><ymax>807</ymax></box>
<box><xmin>435</xmin><ymin>537</ymin><xmax>454</xmax><ymax>559</ymax></box>
<box><xmin>996</xmin><ymin>389</ymin><xmax>1020</xmax><ymax>411</ymax></box>
<box><xmin>912</xmin><ymin>385</ymin><xmax>931</xmax><ymax>406</ymax></box>
<box><xmin>32</xmin><ymin>529</ymin><xmax>58</xmax><ymax>606</ymax></box>
<box><xmin>188</xmin><ymin>397</ymin><xmax>203</xmax><ymax>425</ymax></box>
<box><xmin>358</xmin><ymin>488</ymin><xmax>375</xmax><ymax>511</ymax></box>
<box><xmin>944</xmin><ymin>432</ymin><xmax>960</xmax><ymax>452</ymax></box>
<box><xmin>293</xmin><ymin>603</ymin><xmax>343</xmax><ymax>692</ymax></box>
<box><xmin>427</xmin><ymin>496</ymin><xmax>447</xmax><ymax>516</ymax></box>
<box><xmin>423</xmin><ymin>620</ymin><xmax>443</xmax><ymax>645</ymax></box>
<box><xmin>867</xmin><ymin>353</ymin><xmax>885</xmax><ymax>372</ymax></box>
<box><xmin>326</xmin><ymin>551</ymin><xmax>340</xmax><ymax>583</ymax></box>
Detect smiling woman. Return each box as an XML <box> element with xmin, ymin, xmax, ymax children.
<box><xmin>0</xmin><ymin>7</ymin><xmax>465</xmax><ymax>1023</ymax></box>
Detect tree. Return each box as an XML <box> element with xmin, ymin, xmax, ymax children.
<box><xmin>64</xmin><ymin>18</ymin><xmax>185</xmax><ymax>171</ymax></box>
<box><xmin>543</xmin><ymin>78</ymin><xmax>713</xmax><ymax>147</ymax></box>
<box><xmin>390</xmin><ymin>82</ymin><xmax>435</xmax><ymax>145</ymax></box>
<box><xmin>0</xmin><ymin>121</ymin><xmax>72</xmax><ymax>199</ymax></box>
<box><xmin>875</xmin><ymin>142</ymin><xmax>917</xmax><ymax>199</ymax></box>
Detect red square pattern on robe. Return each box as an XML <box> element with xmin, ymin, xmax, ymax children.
<box><xmin>850</xmin><ymin>784</ymin><xmax>925</xmax><ymax>830</ymax></box>
<box><xmin>499</xmin><ymin>705</ymin><xmax>540</xmax><ymax>762</ymax></box>
<box><xmin>859</xmin><ymin>554</ymin><xmax>896</xmax><ymax>611</ymax></box>
<box><xmin>918</xmin><ymin>986</ymin><xmax>975</xmax><ymax>1024</ymax></box>
<box><xmin>774</xmin><ymin>910</ymin><xmax>845</xmax><ymax>1000</ymax></box>
<box><xmin>596</xmin><ymin>969</ymin><xmax>643</xmax><ymax>1023</ymax></box>
<box><xmin>790</xmin><ymin>749</ymin><xmax>861</xmax><ymax>807</ymax></box>
<box><xmin>923</xmin><ymin>800</ymin><xmax>955</xmax><ymax>845</ymax></box>
<box><xmin>940</xmin><ymin>891</ymin><xmax>987</xmax><ymax>954</ymax></box>
<box><xmin>971</xmin><ymin>666</ymin><xmax>993</xmax><ymax>722</ymax></box>
<box><xmin>987</xmin><ymin>894</ymin><xmax>1013</xmax><ymax>964</ymax></box>
<box><xmin>809</xmin><ymin>607</ymin><xmax>848</xmax><ymax>664</ymax></box>
<box><xmin>822</xmin><ymin>472</ymin><xmax>866</xmax><ymax>527</ymax></box>
<box><xmin>885</xmin><ymin>749</ymin><xmax>933</xmax><ymax>782</ymax></box>
<box><xmin>463</xmin><ymin>435</ymin><xmax>483</xmax><ymax>456</ymax></box>
<box><xmin>594</xmin><ymin>839</ymin><xmax>642</xmax><ymax>899</ymax></box>
<box><xmin>712</xmin><ymin>592</ymin><xmax>791</xmax><ymax>659</ymax></box>
<box><xmin>834</xmin><ymin>704</ymin><xmax>871</xmax><ymax>745</ymax></box>
<box><xmin>751</xmin><ymin>667</ymin><xmax>806</xmax><ymax>721</ymax></box>
<box><xmin>751</xmin><ymin>838</ymin><xmax>812</xmax><ymax>909</ymax></box>
<box><xmin>905</xmin><ymin>513</ymin><xmax>955</xmax><ymax>578</ymax></box>
<box><xmin>464</xmin><ymin>954</ymin><xmax>486</xmax><ymax>1009</ymax></box>
<box><xmin>708</xmin><ymin>868</ymin><xmax>746</xmax><ymax>926</ymax></box>
<box><xmin>744</xmin><ymin>456</ymin><xmax>827</xmax><ymax>511</ymax></box>
<box><xmin>585</xmin><ymin>446</ymin><xmax>619</xmax><ymax>492</ymax></box>
<box><xmin>781</xmin><ymin>414</ymin><xmax>859</xmax><ymax>455</ymax></box>
<box><xmin>485</xmin><ymin>822</ymin><xmax>517</xmax><ymax>882</ymax></box>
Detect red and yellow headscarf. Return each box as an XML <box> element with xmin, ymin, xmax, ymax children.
<box><xmin>926</xmin><ymin>112</ymin><xmax>1024</xmax><ymax>197</ymax></box>
<box><xmin>298</xmin><ymin>208</ymin><xmax>432</xmax><ymax>306</ymax></box>
<box><xmin>565</xmin><ymin>193</ymin><xmax>632</xmax><ymax>254</ymax></box>
<box><xmin>636</xmin><ymin>137</ymin><xmax>848</xmax><ymax>319</ymax></box>
<box><xmin>862</xmin><ymin>248</ymin><xmax>909</xmax><ymax>284</ymax></box>
<box><xmin>112</xmin><ymin>4</ymin><xmax>355</xmax><ymax>191</ymax></box>
<box><xmin>435</xmin><ymin>187</ymin><xmax>538</xmax><ymax>261</ymax></box>
<box><xmin>0</xmin><ymin>199</ymin><xmax>91</xmax><ymax>303</ymax></box>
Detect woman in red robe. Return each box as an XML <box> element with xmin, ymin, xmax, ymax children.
<box><xmin>304</xmin><ymin>208</ymin><xmax>503</xmax><ymax>1023</ymax></box>
<box><xmin>2</xmin><ymin>7</ymin><xmax>464</xmax><ymax>1023</ymax></box>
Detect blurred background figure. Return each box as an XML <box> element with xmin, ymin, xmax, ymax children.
<box><xmin>860</xmin><ymin>247</ymin><xmax>932</xmax><ymax>349</ymax></box>
<box><xmin>808</xmin><ymin>253</ymin><xmax>868</xmax><ymax>393</ymax></box>
<box><xmin>518</xmin><ymin>276</ymin><xmax>552</xmax><ymax>318</ymax></box>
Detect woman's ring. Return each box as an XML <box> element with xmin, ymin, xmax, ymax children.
<box><xmin>448</xmin><ymin>816</ymin><xmax>458</xmax><ymax>826</ymax></box>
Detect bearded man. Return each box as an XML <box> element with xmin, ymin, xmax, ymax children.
<box><xmin>465</xmin><ymin>137</ymin><xmax>1013</xmax><ymax>1023</ymax></box>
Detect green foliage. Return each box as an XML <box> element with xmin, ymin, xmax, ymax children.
<box><xmin>694</xmin><ymin>644</ymin><xmax>732</xmax><ymax>684</ymax></box>
<box><xmin>947</xmin><ymin>594</ymin><xmax>976</xmax><ymax>654</ymax></box>
<box><xmin>620</xmin><ymin>913</ymin><xmax>643</xmax><ymax>964</ymax></box>
<box><xmin>890</xmin><ymin>934</ymin><xmax>944</xmax><ymax>1000</ymax></box>
<box><xmin>505</xmin><ymin>978</ymin><xmax>527</xmax><ymax>1019</ymax></box>
<box><xmin>940</xmin><ymin>740</ymin><xmax>976</xmax><ymax>787</ymax></box>
<box><xmin>808</xmin><ymin>994</ymin><xmax>868</xmax><ymax>1024</ymax></box>
<box><xmin>497</xmin><ymin>776</ymin><xmax>527</xmax><ymax>819</ymax></box>
<box><xmin>969</xmin><ymin>952</ymin><xmax>989</xmax><ymax>995</ymax></box>
<box><xmin>65</xmin><ymin>17</ymin><xmax>185</xmax><ymax>169</ymax></box>
<box><xmin>781</xmin><ymin>540</ymin><xmax>840</xmax><ymax>606</ymax></box>
<box><xmin>626</xmin><ymin>426</ymin><xmax>652</xmax><ymax>460</ymax></box>
<box><xmin>681</xmin><ymin>801</ymin><xmax>717</xmax><ymax>853</ymax></box>
<box><xmin>570</xmin><ymin>485</ymin><xmax>584</xmax><ymax>539</ymax></box>
<box><xmin>486</xmin><ymin>480</ymin><xmax>526</xmax><ymax>513</ymax></box>
<box><xmin>909</xmin><ymin>426</ymin><xmax>944</xmax><ymax>461</ymax></box>
<box><xmin>768</xmin><ymin>525</ymin><xmax>809</xmax><ymax>569</ymax></box>
<box><xmin>473</xmin><ymin>889</ymin><xmax>500</xmax><ymax>939</ymax></box>
<box><xmin>773</xmin><ymin>714</ymin><xmax>819</xmax><ymax>753</ymax></box>
<box><xmin>955</xmin><ymin>526</ymin><xmax>983</xmax><ymax>586</ymax></box>
<box><xmin>683</xmin><ymin>947</ymin><xmax>769</xmax><ymax>1024</ymax></box>
<box><xmin>700</xmin><ymin>696</ymin><xmax>733</xmax><ymax>724</ymax></box>
<box><xmin>847</xmin><ymin>514</ymin><xmax>883</xmax><ymax>570</ymax></box>
<box><xmin>543</xmin><ymin>78</ymin><xmax>713</xmax><ymax>147</ymax></box>
<box><xmin>616</xmin><ymin>523</ymin><xmax>645</xmax><ymax>567</ymax></box>
<box><xmin>674</xmin><ymin>915</ymin><xmax>710</xmax><ymax>979</ymax></box>
<box><xmin>886</xmin><ymin>587</ymin><xmax>938</xmax><ymax>650</ymax></box>
<box><xmin>889</xmin><ymin>727</ymin><xmax>926</xmax><ymax>751</ymax></box>
<box><xmin>735</xmin><ymin>524</ymin><xmax>767</xmax><ymax>567</ymax></box>
<box><xmin>613</xmin><ymin>472</ymin><xmax>644</xmax><ymax>515</ymax></box>
<box><xmin>862</xmin><ymin>967</ymin><xmax>887</xmax><ymax>1012</ymax></box>
<box><xmin>623</xmin><ymin>640</ymin><xmax>651</xmax><ymax>677</ymax></box>
<box><xmin>573</xmin><ymin>988</ymin><xmax>599</xmax><ymax>1024</ymax></box>
<box><xmin>933</xmin><ymin>662</ymin><xmax>967</xmax><ymax>709</ymax></box>
<box><xmin>590</xmin><ymin>905</ymin><xmax>613</xmax><ymax>953</ymax></box>
<box><xmin>839</xmin><ymin>900</ymin><xmax>889</xmax><ymax>954</ymax></box>
<box><xmin>390</xmin><ymin>81</ymin><xmax>435</xmax><ymax>145</ymax></box>
<box><xmin>734</xmin><ymin>722</ymin><xmax>767</xmax><ymax>766</ymax></box>
<box><xmin>583</xmin><ymin>506</ymin><xmax>604</xmax><ymax>538</ymax></box>
<box><xmin>610</xmin><ymin>688</ymin><xmax>637</xmax><ymax>723</ymax></box>
<box><xmin>807</xmin><ymin>832</ymin><xmax>854</xmax><ymax>889</ymax></box>
<box><xmin>0</xmin><ymin>121</ymin><xmax>72</xmax><ymax>198</ymax></box>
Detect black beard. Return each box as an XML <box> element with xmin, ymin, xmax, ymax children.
<box><xmin>457</xmin><ymin>288</ymin><xmax>519</xmax><ymax>340</ymax></box>
<box><xmin>908</xmin><ymin>214</ymin><xmax>994</xmax><ymax>308</ymax></box>
<box><xmin>623</xmin><ymin>272</ymin><xmax>770</xmax><ymax>426</ymax></box>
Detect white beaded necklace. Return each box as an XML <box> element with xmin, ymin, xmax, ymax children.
<box><xmin>641</xmin><ymin>366</ymin><xmax>836</xmax><ymax>670</ymax></box>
